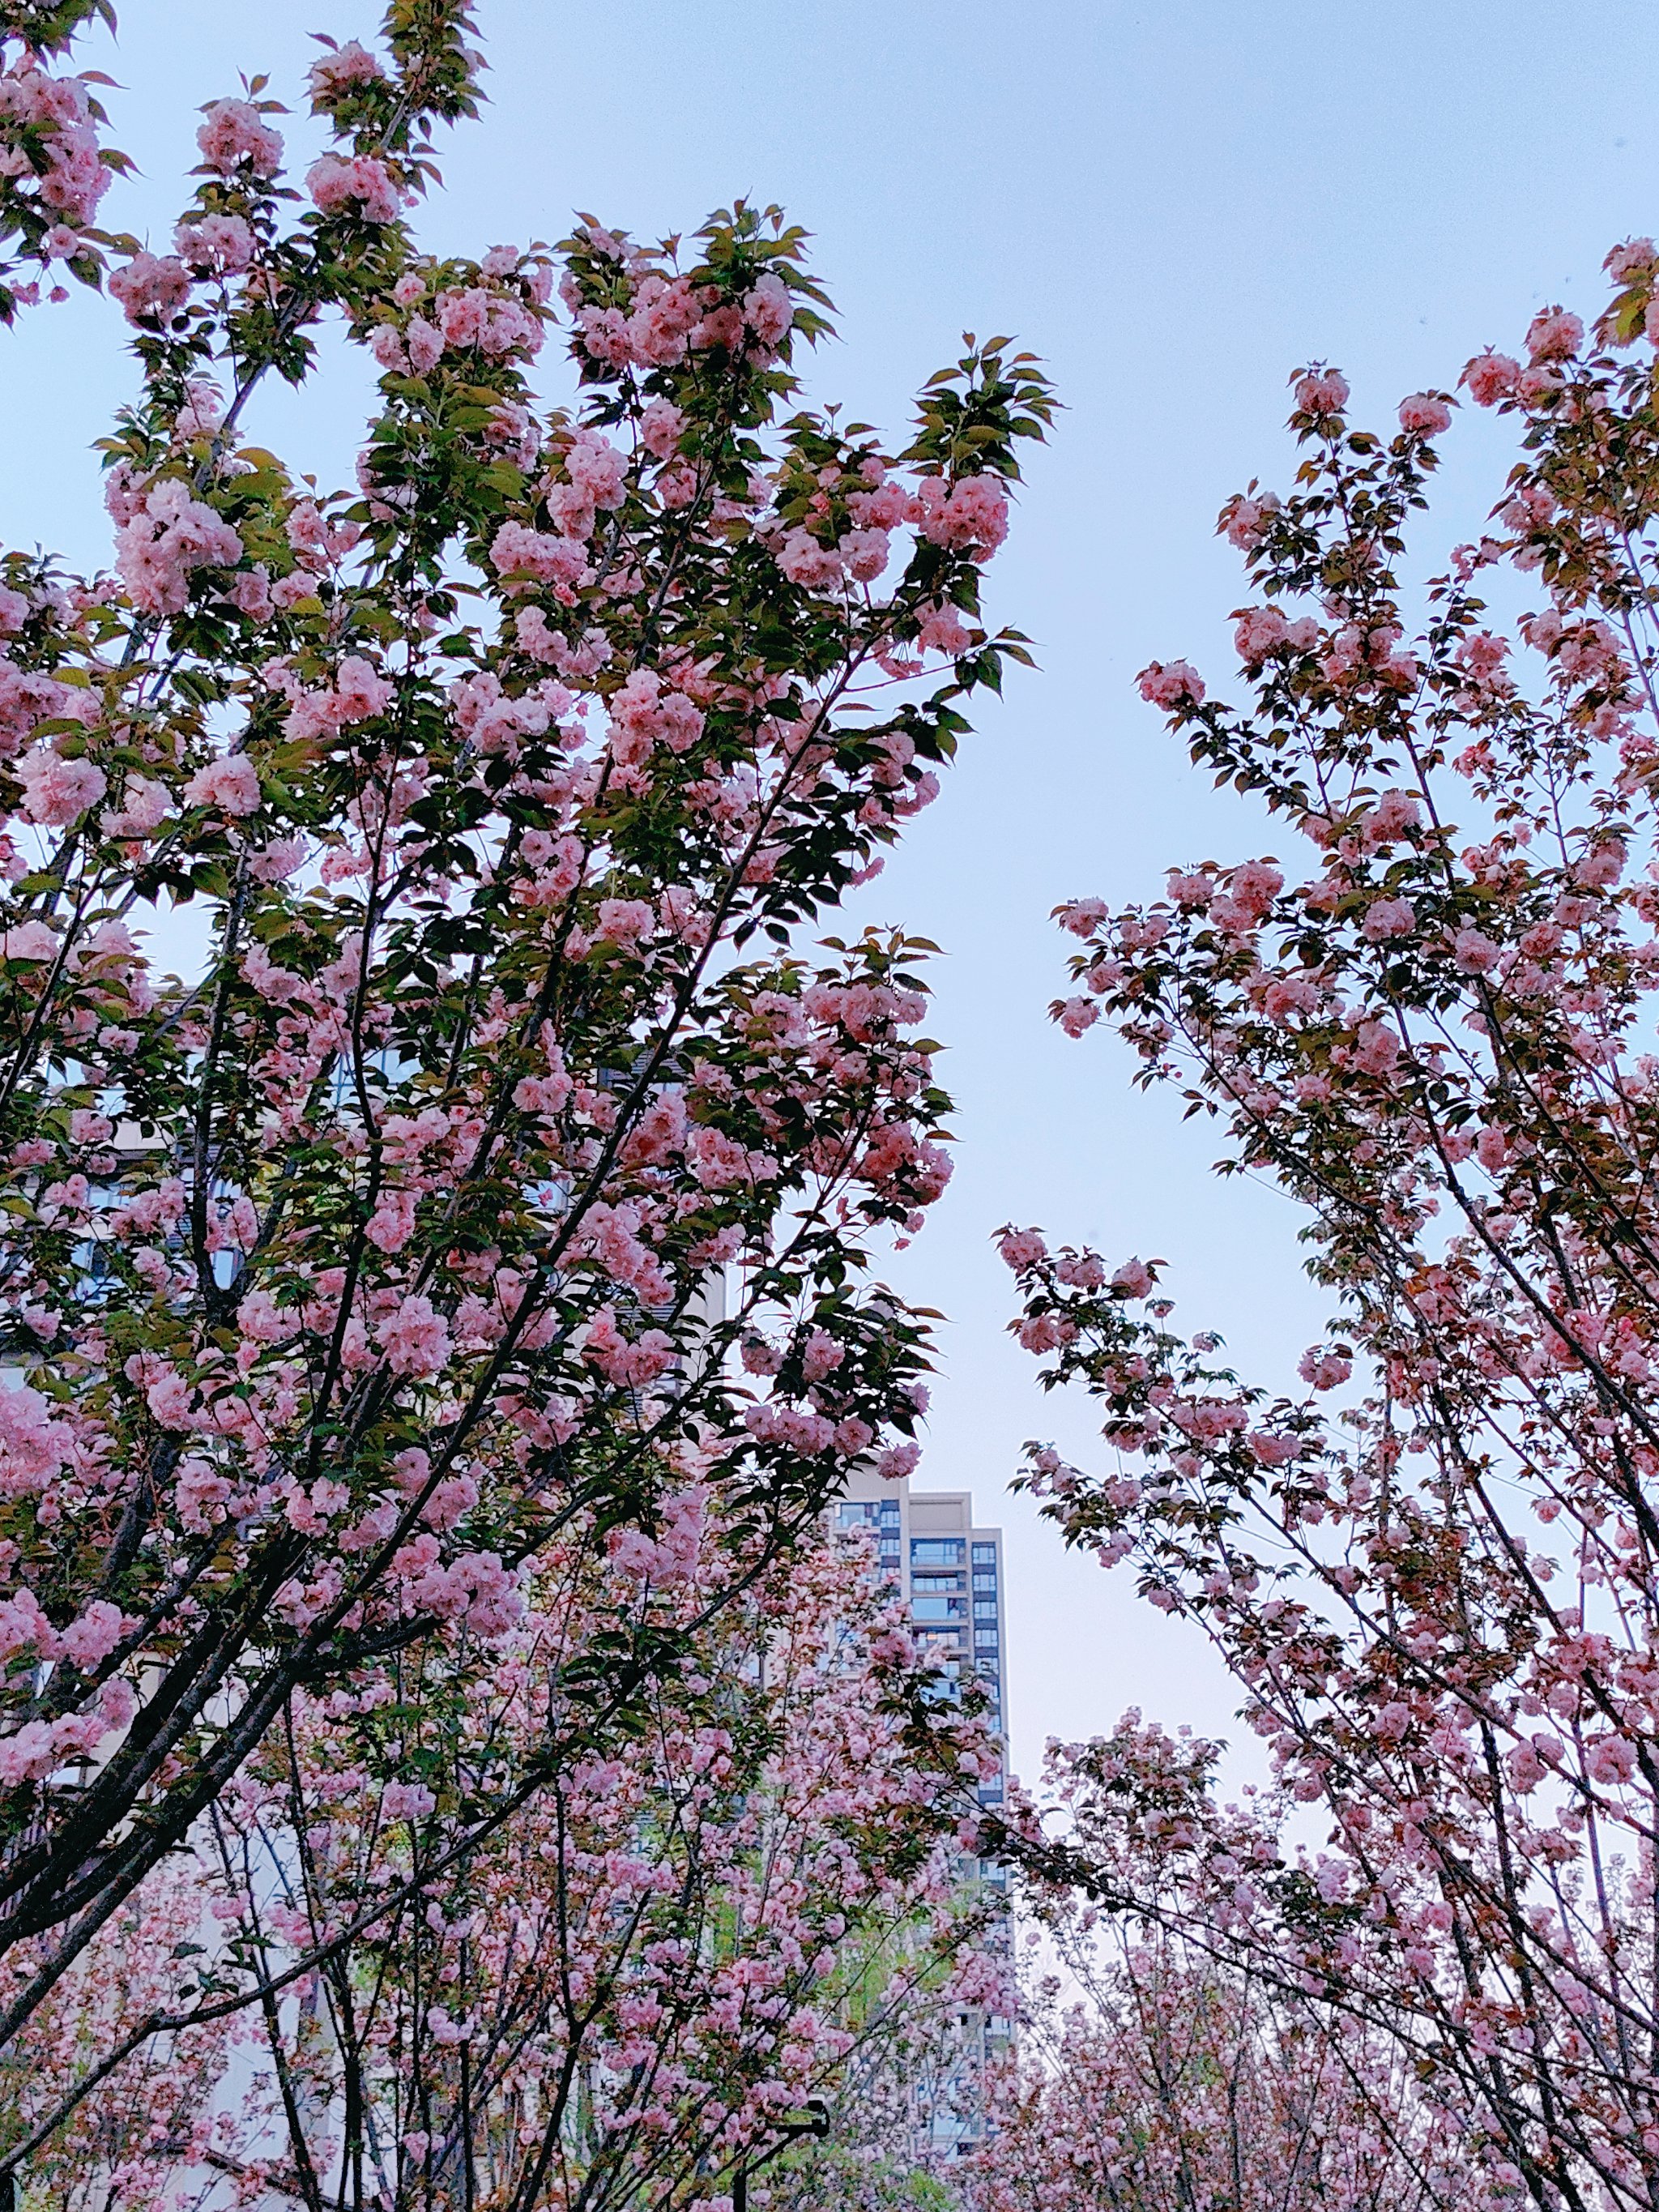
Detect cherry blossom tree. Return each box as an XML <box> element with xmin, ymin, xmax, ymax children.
<box><xmin>972</xmin><ymin>1724</ymin><xmax>1482</xmax><ymax>2212</ymax></box>
<box><xmin>7</xmin><ymin>1522</ymin><xmax>999</xmax><ymax>2210</ymax></box>
<box><xmin>999</xmin><ymin>240</ymin><xmax>1659</xmax><ymax>2210</ymax></box>
<box><xmin>0</xmin><ymin>1856</ymin><xmax>245</xmax><ymax>2205</ymax></box>
<box><xmin>0</xmin><ymin>0</ymin><xmax>1051</xmax><ymax>2085</ymax></box>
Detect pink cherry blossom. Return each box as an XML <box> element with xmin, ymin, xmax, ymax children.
<box><xmin>1398</xmin><ymin>391</ymin><xmax>1452</xmax><ymax>434</ymax></box>
<box><xmin>307</xmin><ymin>39</ymin><xmax>386</xmax><ymax>101</ymax></box>
<box><xmin>1137</xmin><ymin>659</ymin><xmax>1205</xmax><ymax>708</ymax></box>
<box><xmin>16</xmin><ymin>745</ymin><xmax>104</xmax><ymax>825</ymax></box>
<box><xmin>743</xmin><ymin>271</ymin><xmax>794</xmax><ymax>347</ymax></box>
<box><xmin>114</xmin><ymin>476</ymin><xmax>243</xmax><ymax>616</ymax></box>
<box><xmin>376</xmin><ymin>1292</ymin><xmax>452</xmax><ymax>1377</ymax></box>
<box><xmin>1526</xmin><ymin>304</ymin><xmax>1584</xmax><ymax>361</ymax></box>
<box><xmin>306</xmin><ymin>152</ymin><xmax>403</xmax><ymax>224</ymax></box>
<box><xmin>1462</xmin><ymin>348</ymin><xmax>1520</xmax><ymax>405</ymax></box>
<box><xmin>174</xmin><ymin>213</ymin><xmax>254</xmax><ymax>274</ymax></box>
<box><xmin>182</xmin><ymin>752</ymin><xmax>261</xmax><ymax>817</ymax></box>
<box><xmin>1294</xmin><ymin>367</ymin><xmax>1350</xmax><ymax>415</ymax></box>
<box><xmin>196</xmin><ymin>97</ymin><xmax>284</xmax><ymax>177</ymax></box>
<box><xmin>108</xmin><ymin>250</ymin><xmax>190</xmax><ymax>326</ymax></box>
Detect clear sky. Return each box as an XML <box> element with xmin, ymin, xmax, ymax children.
<box><xmin>6</xmin><ymin>0</ymin><xmax>1657</xmax><ymax>1789</ymax></box>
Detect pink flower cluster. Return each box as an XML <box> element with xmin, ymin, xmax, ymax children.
<box><xmin>0</xmin><ymin>1381</ymin><xmax>71</xmax><ymax>1497</ymax></box>
<box><xmin>913</xmin><ymin>472</ymin><xmax>1009</xmax><ymax>556</ymax></box>
<box><xmin>182</xmin><ymin>752</ymin><xmax>261</xmax><ymax>818</ymax></box>
<box><xmin>109</xmin><ymin>249</ymin><xmax>190</xmax><ymax>325</ymax></box>
<box><xmin>607</xmin><ymin>668</ymin><xmax>705</xmax><ymax>767</ymax></box>
<box><xmin>281</xmin><ymin>653</ymin><xmax>394</xmax><ymax>743</ymax></box>
<box><xmin>307</xmin><ymin>39</ymin><xmax>386</xmax><ymax>105</ymax></box>
<box><xmin>1137</xmin><ymin>659</ymin><xmax>1205</xmax><ymax>708</ymax></box>
<box><xmin>113</xmin><ymin>474</ymin><xmax>243</xmax><ymax>616</ymax></box>
<box><xmin>306</xmin><ymin>152</ymin><xmax>403</xmax><ymax>224</ymax></box>
<box><xmin>196</xmin><ymin>98</ymin><xmax>283</xmax><ymax>177</ymax></box>
<box><xmin>489</xmin><ymin>520</ymin><xmax>590</xmax><ymax>593</ymax></box>
<box><xmin>174</xmin><ymin>212</ymin><xmax>254</xmax><ymax>276</ymax></box>
<box><xmin>0</xmin><ymin>58</ymin><xmax>110</xmax><ymax>228</ymax></box>
<box><xmin>576</xmin><ymin>266</ymin><xmax>794</xmax><ymax>372</ymax></box>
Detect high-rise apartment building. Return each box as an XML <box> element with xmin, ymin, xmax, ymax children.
<box><xmin>833</xmin><ymin>1467</ymin><xmax>1011</xmax><ymax>2160</ymax></box>
<box><xmin>834</xmin><ymin>1469</ymin><xmax>1008</xmax><ymax>1801</ymax></box>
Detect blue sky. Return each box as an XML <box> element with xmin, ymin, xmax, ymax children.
<box><xmin>6</xmin><ymin>0</ymin><xmax>1657</xmax><ymax>1785</ymax></box>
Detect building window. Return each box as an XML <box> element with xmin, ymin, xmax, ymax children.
<box><xmin>912</xmin><ymin>1539</ymin><xmax>965</xmax><ymax>1565</ymax></box>
<box><xmin>973</xmin><ymin>1571</ymin><xmax>997</xmax><ymax>1591</ymax></box>
<box><xmin>912</xmin><ymin>1595</ymin><xmax>962</xmax><ymax>1622</ymax></box>
<box><xmin>972</xmin><ymin>1543</ymin><xmax>997</xmax><ymax>1564</ymax></box>
<box><xmin>973</xmin><ymin>1600</ymin><xmax>998</xmax><ymax>1620</ymax></box>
